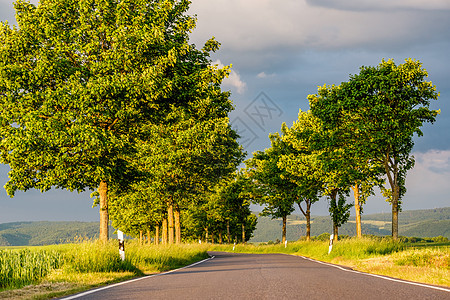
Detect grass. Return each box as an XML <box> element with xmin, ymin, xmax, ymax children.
<box><xmin>1</xmin><ymin>237</ymin><xmax>448</xmax><ymax>299</ymax></box>
<box><xmin>0</xmin><ymin>249</ymin><xmax>62</xmax><ymax>289</ymax></box>
<box><xmin>209</xmin><ymin>237</ymin><xmax>449</xmax><ymax>288</ymax></box>
<box><xmin>0</xmin><ymin>241</ymin><xmax>209</xmax><ymax>299</ymax></box>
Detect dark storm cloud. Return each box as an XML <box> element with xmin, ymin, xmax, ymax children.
<box><xmin>305</xmin><ymin>0</ymin><xmax>450</xmax><ymax>12</ymax></box>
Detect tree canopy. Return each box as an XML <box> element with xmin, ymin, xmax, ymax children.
<box><xmin>0</xmin><ymin>0</ymin><xmax>243</xmax><ymax>241</ymax></box>
<box><xmin>309</xmin><ymin>58</ymin><xmax>439</xmax><ymax>239</ymax></box>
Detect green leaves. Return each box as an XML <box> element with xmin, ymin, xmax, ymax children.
<box><xmin>0</xmin><ymin>0</ymin><xmax>245</xmax><ymax>242</ymax></box>
<box><xmin>308</xmin><ymin>58</ymin><xmax>439</xmax><ymax>239</ymax></box>
<box><xmin>246</xmin><ymin>129</ymin><xmax>298</xmax><ymax>220</ymax></box>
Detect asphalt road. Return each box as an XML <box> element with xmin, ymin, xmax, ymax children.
<box><xmin>62</xmin><ymin>252</ymin><xmax>450</xmax><ymax>300</ymax></box>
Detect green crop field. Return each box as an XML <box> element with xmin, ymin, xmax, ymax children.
<box><xmin>0</xmin><ymin>241</ymin><xmax>209</xmax><ymax>299</ymax></box>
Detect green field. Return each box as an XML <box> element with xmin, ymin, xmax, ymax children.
<box><xmin>0</xmin><ymin>241</ymin><xmax>209</xmax><ymax>299</ymax></box>
<box><xmin>0</xmin><ymin>207</ymin><xmax>448</xmax><ymax>298</ymax></box>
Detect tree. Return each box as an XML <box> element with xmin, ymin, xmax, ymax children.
<box><xmin>310</xmin><ymin>59</ymin><xmax>440</xmax><ymax>239</ymax></box>
<box><xmin>0</xmin><ymin>0</ymin><xmax>234</xmax><ymax>241</ymax></box>
<box><xmin>108</xmin><ymin>180</ymin><xmax>165</xmax><ymax>242</ymax></box>
<box><xmin>124</xmin><ymin>107</ymin><xmax>243</xmax><ymax>244</ymax></box>
<box><xmin>216</xmin><ymin>172</ymin><xmax>257</xmax><ymax>243</ymax></box>
<box><xmin>280</xmin><ymin>110</ymin><xmax>355</xmax><ymax>242</ymax></box>
<box><xmin>279</xmin><ymin>111</ymin><xmax>323</xmax><ymax>241</ymax></box>
<box><xmin>308</xmin><ymin>85</ymin><xmax>383</xmax><ymax>238</ymax></box>
<box><xmin>246</xmin><ymin>132</ymin><xmax>297</xmax><ymax>244</ymax></box>
<box><xmin>328</xmin><ymin>190</ymin><xmax>352</xmax><ymax>240</ymax></box>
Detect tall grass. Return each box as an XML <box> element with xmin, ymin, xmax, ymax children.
<box><xmin>0</xmin><ymin>240</ymin><xmax>209</xmax><ymax>292</ymax></box>
<box><xmin>0</xmin><ymin>249</ymin><xmax>61</xmax><ymax>289</ymax></box>
<box><xmin>125</xmin><ymin>242</ymin><xmax>210</xmax><ymax>273</ymax></box>
<box><xmin>209</xmin><ymin>237</ymin><xmax>405</xmax><ymax>260</ymax></box>
<box><xmin>209</xmin><ymin>238</ymin><xmax>449</xmax><ymax>287</ymax></box>
<box><xmin>60</xmin><ymin>240</ymin><xmax>138</xmax><ymax>273</ymax></box>
<box><xmin>393</xmin><ymin>248</ymin><xmax>450</xmax><ymax>268</ymax></box>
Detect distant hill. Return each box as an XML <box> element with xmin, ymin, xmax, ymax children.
<box><xmin>250</xmin><ymin>207</ymin><xmax>450</xmax><ymax>243</ymax></box>
<box><xmin>0</xmin><ymin>221</ymin><xmax>114</xmax><ymax>246</ymax></box>
<box><xmin>1</xmin><ymin>207</ymin><xmax>448</xmax><ymax>246</ymax></box>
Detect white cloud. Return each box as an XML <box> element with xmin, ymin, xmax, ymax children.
<box><xmin>257</xmin><ymin>72</ymin><xmax>276</xmax><ymax>79</ymax></box>
<box><xmin>213</xmin><ymin>60</ymin><xmax>247</xmax><ymax>94</ymax></box>
<box><xmin>413</xmin><ymin>150</ymin><xmax>450</xmax><ymax>174</ymax></box>
<box><xmin>403</xmin><ymin>149</ymin><xmax>450</xmax><ymax>210</ymax></box>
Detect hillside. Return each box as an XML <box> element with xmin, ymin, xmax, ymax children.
<box><xmin>0</xmin><ymin>221</ymin><xmax>114</xmax><ymax>246</ymax></box>
<box><xmin>250</xmin><ymin>207</ymin><xmax>450</xmax><ymax>242</ymax></box>
<box><xmin>0</xmin><ymin>207</ymin><xmax>448</xmax><ymax>246</ymax></box>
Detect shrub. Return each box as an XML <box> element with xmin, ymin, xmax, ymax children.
<box><xmin>432</xmin><ymin>236</ymin><xmax>448</xmax><ymax>243</ymax></box>
<box><xmin>315</xmin><ymin>233</ymin><xmax>330</xmax><ymax>241</ymax></box>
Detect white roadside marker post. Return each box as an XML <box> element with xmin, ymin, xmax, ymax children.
<box><xmin>328</xmin><ymin>234</ymin><xmax>334</xmax><ymax>254</ymax></box>
<box><xmin>285</xmin><ymin>240</ymin><xmax>287</xmax><ymax>248</ymax></box>
<box><xmin>118</xmin><ymin>230</ymin><xmax>125</xmax><ymax>261</ymax></box>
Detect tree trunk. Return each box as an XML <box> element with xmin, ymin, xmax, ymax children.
<box><xmin>211</xmin><ymin>232</ymin><xmax>215</xmax><ymax>244</ymax></box>
<box><xmin>297</xmin><ymin>201</ymin><xmax>311</xmax><ymax>241</ymax></box>
<box><xmin>147</xmin><ymin>229</ymin><xmax>151</xmax><ymax>245</ymax></box>
<box><xmin>353</xmin><ymin>183</ymin><xmax>362</xmax><ymax>238</ymax></box>
<box><xmin>205</xmin><ymin>227</ymin><xmax>209</xmax><ymax>243</ymax></box>
<box><xmin>155</xmin><ymin>225</ymin><xmax>160</xmax><ymax>245</ymax></box>
<box><xmin>384</xmin><ymin>154</ymin><xmax>400</xmax><ymax>240</ymax></box>
<box><xmin>282</xmin><ymin>215</ymin><xmax>287</xmax><ymax>244</ymax></box>
<box><xmin>174</xmin><ymin>206</ymin><xmax>181</xmax><ymax>244</ymax></box>
<box><xmin>168</xmin><ymin>202</ymin><xmax>174</xmax><ymax>245</ymax></box>
<box><xmin>219</xmin><ymin>231</ymin><xmax>223</xmax><ymax>244</ymax></box>
<box><xmin>162</xmin><ymin>218</ymin><xmax>168</xmax><ymax>245</ymax></box>
<box><xmin>139</xmin><ymin>230</ymin><xmax>143</xmax><ymax>245</ymax></box>
<box><xmin>98</xmin><ymin>181</ymin><xmax>109</xmax><ymax>242</ymax></box>
<box><xmin>305</xmin><ymin>208</ymin><xmax>311</xmax><ymax>242</ymax></box>
<box><xmin>333</xmin><ymin>222</ymin><xmax>339</xmax><ymax>243</ymax></box>
<box><xmin>227</xmin><ymin>220</ymin><xmax>231</xmax><ymax>244</ymax></box>
<box><xmin>241</xmin><ymin>223</ymin><xmax>245</xmax><ymax>243</ymax></box>
<box><xmin>392</xmin><ymin>186</ymin><xmax>399</xmax><ymax>240</ymax></box>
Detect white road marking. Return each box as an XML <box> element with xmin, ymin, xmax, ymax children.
<box><xmin>296</xmin><ymin>255</ymin><xmax>450</xmax><ymax>293</ymax></box>
<box><xmin>60</xmin><ymin>256</ymin><xmax>215</xmax><ymax>299</ymax></box>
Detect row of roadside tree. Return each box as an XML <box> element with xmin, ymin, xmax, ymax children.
<box><xmin>246</xmin><ymin>58</ymin><xmax>439</xmax><ymax>242</ymax></box>
<box><xmin>0</xmin><ymin>0</ymin><xmax>257</xmax><ymax>244</ymax></box>
<box><xmin>0</xmin><ymin>1</ymin><xmax>439</xmax><ymax>244</ymax></box>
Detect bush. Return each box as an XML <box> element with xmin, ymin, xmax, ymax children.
<box><xmin>432</xmin><ymin>236</ymin><xmax>448</xmax><ymax>243</ymax></box>
<box><xmin>314</xmin><ymin>233</ymin><xmax>330</xmax><ymax>241</ymax></box>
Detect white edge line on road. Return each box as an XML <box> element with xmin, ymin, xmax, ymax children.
<box><xmin>60</xmin><ymin>256</ymin><xmax>215</xmax><ymax>300</ymax></box>
<box><xmin>296</xmin><ymin>255</ymin><xmax>450</xmax><ymax>293</ymax></box>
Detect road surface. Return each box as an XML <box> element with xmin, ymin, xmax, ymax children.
<box><xmin>62</xmin><ymin>252</ymin><xmax>450</xmax><ymax>299</ymax></box>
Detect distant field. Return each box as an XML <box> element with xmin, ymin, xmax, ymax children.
<box><xmin>348</xmin><ymin>220</ymin><xmax>390</xmax><ymax>227</ymax></box>
<box><xmin>250</xmin><ymin>207</ymin><xmax>450</xmax><ymax>242</ymax></box>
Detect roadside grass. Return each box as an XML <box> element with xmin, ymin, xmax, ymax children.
<box><xmin>1</xmin><ymin>237</ymin><xmax>448</xmax><ymax>299</ymax></box>
<box><xmin>209</xmin><ymin>237</ymin><xmax>450</xmax><ymax>287</ymax></box>
<box><xmin>0</xmin><ymin>241</ymin><xmax>209</xmax><ymax>300</ymax></box>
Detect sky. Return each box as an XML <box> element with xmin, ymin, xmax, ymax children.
<box><xmin>0</xmin><ymin>0</ymin><xmax>449</xmax><ymax>223</ymax></box>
